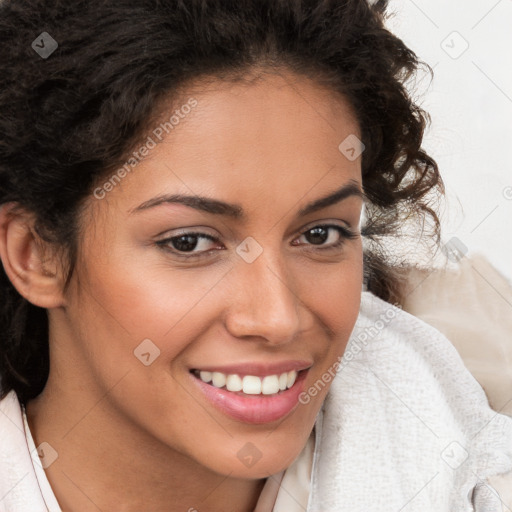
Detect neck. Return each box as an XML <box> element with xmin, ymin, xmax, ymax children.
<box><xmin>25</xmin><ymin>381</ymin><xmax>266</xmax><ymax>512</ymax></box>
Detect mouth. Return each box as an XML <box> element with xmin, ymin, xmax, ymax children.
<box><xmin>190</xmin><ymin>369</ymin><xmax>301</xmax><ymax>396</ymax></box>
<box><xmin>189</xmin><ymin>365</ymin><xmax>311</xmax><ymax>424</ymax></box>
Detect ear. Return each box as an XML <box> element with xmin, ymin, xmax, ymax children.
<box><xmin>0</xmin><ymin>203</ymin><xmax>67</xmax><ymax>309</ymax></box>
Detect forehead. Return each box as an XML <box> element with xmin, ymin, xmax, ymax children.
<box><xmin>94</xmin><ymin>70</ymin><xmax>362</xmax><ymax>217</ymax></box>
<box><xmin>176</xmin><ymin>70</ymin><xmax>361</xmax><ymax>164</ymax></box>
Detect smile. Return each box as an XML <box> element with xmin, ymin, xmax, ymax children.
<box><xmin>192</xmin><ymin>369</ymin><xmax>298</xmax><ymax>396</ymax></box>
<box><xmin>189</xmin><ymin>366</ymin><xmax>310</xmax><ymax>424</ymax></box>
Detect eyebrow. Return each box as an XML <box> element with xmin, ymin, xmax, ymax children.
<box><xmin>130</xmin><ymin>180</ymin><xmax>364</xmax><ymax>219</ymax></box>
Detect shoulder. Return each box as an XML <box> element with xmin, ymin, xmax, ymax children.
<box><xmin>0</xmin><ymin>390</ymin><xmax>26</xmax><ymax>455</ymax></box>
<box><xmin>311</xmin><ymin>291</ymin><xmax>512</xmax><ymax>511</ymax></box>
<box><xmin>351</xmin><ymin>291</ymin><xmax>512</xmax><ymax>451</ymax></box>
<box><xmin>0</xmin><ymin>391</ymin><xmax>47</xmax><ymax>511</ymax></box>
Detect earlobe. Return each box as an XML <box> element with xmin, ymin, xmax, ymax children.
<box><xmin>0</xmin><ymin>203</ymin><xmax>66</xmax><ymax>309</ymax></box>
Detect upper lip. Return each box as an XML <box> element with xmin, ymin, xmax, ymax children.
<box><xmin>190</xmin><ymin>360</ymin><xmax>312</xmax><ymax>377</ymax></box>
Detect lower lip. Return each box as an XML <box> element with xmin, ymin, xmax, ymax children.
<box><xmin>190</xmin><ymin>371</ymin><xmax>309</xmax><ymax>424</ymax></box>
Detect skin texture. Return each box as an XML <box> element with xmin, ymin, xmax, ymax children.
<box><xmin>0</xmin><ymin>70</ymin><xmax>364</xmax><ymax>511</ymax></box>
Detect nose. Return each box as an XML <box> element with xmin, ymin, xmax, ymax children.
<box><xmin>224</xmin><ymin>252</ymin><xmax>302</xmax><ymax>346</ymax></box>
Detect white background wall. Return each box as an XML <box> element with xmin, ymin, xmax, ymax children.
<box><xmin>385</xmin><ymin>0</ymin><xmax>512</xmax><ymax>281</ymax></box>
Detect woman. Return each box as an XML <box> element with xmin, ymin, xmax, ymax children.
<box><xmin>0</xmin><ymin>0</ymin><xmax>510</xmax><ymax>510</ymax></box>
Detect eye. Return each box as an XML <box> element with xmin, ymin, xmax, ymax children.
<box><xmin>156</xmin><ymin>232</ymin><xmax>222</xmax><ymax>256</ymax></box>
<box><xmin>156</xmin><ymin>224</ymin><xmax>358</xmax><ymax>260</ymax></box>
<box><xmin>293</xmin><ymin>224</ymin><xmax>358</xmax><ymax>249</ymax></box>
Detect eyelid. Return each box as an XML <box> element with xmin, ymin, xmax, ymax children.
<box><xmin>154</xmin><ymin>225</ymin><xmax>219</xmax><ymax>239</ymax></box>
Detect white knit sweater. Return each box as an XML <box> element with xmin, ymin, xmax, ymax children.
<box><xmin>1</xmin><ymin>291</ymin><xmax>511</xmax><ymax>511</ymax></box>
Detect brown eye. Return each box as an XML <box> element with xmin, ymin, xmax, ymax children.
<box><xmin>304</xmin><ymin>226</ymin><xmax>330</xmax><ymax>245</ymax></box>
<box><xmin>171</xmin><ymin>234</ymin><xmax>202</xmax><ymax>252</ymax></box>
<box><xmin>157</xmin><ymin>232</ymin><xmax>221</xmax><ymax>256</ymax></box>
<box><xmin>295</xmin><ymin>225</ymin><xmax>356</xmax><ymax>248</ymax></box>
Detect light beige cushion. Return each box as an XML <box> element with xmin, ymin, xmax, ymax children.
<box><xmin>401</xmin><ymin>253</ymin><xmax>512</xmax><ymax>416</ymax></box>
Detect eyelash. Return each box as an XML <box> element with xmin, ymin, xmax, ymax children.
<box><xmin>156</xmin><ymin>224</ymin><xmax>358</xmax><ymax>260</ymax></box>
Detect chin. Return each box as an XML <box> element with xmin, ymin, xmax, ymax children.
<box><xmin>199</xmin><ymin>426</ymin><xmax>312</xmax><ymax>479</ymax></box>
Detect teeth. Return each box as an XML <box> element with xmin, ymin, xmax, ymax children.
<box><xmin>199</xmin><ymin>371</ymin><xmax>212</xmax><ymax>383</ymax></box>
<box><xmin>261</xmin><ymin>375</ymin><xmax>280</xmax><ymax>395</ymax></box>
<box><xmin>278</xmin><ymin>372</ymin><xmax>288</xmax><ymax>391</ymax></box>
<box><xmin>197</xmin><ymin>370</ymin><xmax>299</xmax><ymax>395</ymax></box>
<box><xmin>211</xmin><ymin>372</ymin><xmax>226</xmax><ymax>388</ymax></box>
<box><xmin>226</xmin><ymin>374</ymin><xmax>243</xmax><ymax>392</ymax></box>
<box><xmin>243</xmin><ymin>376</ymin><xmax>261</xmax><ymax>394</ymax></box>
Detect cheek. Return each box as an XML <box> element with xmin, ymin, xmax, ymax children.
<box><xmin>297</xmin><ymin>249</ymin><xmax>363</xmax><ymax>338</ymax></box>
<box><xmin>296</xmin><ymin>251</ymin><xmax>363</xmax><ymax>392</ymax></box>
<box><xmin>65</xmin><ymin>257</ymin><xmax>235</xmax><ymax>430</ymax></box>
<box><xmin>76</xmin><ymin>251</ymin><xmax>229</xmax><ymax>342</ymax></box>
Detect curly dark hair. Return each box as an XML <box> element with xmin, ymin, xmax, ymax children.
<box><xmin>0</xmin><ymin>0</ymin><xmax>443</xmax><ymax>403</ymax></box>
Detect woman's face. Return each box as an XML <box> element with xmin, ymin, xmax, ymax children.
<box><xmin>58</xmin><ymin>70</ymin><xmax>364</xmax><ymax>478</ymax></box>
